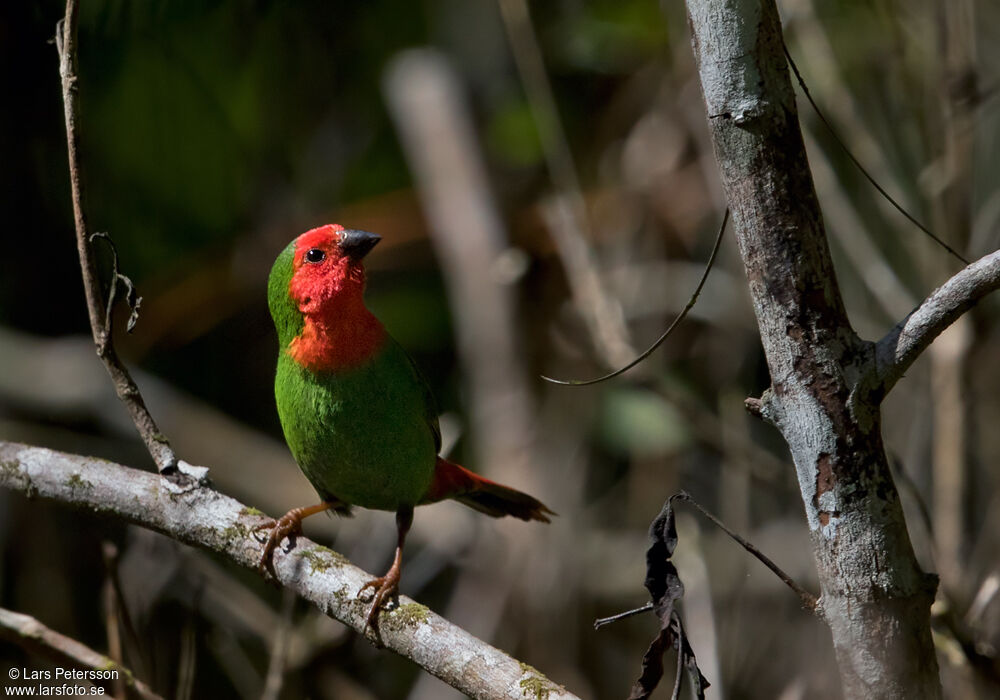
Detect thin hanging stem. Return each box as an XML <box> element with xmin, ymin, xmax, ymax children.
<box><xmin>542</xmin><ymin>210</ymin><xmax>728</xmax><ymax>386</ymax></box>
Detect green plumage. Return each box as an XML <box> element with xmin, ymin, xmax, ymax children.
<box><xmin>267</xmin><ymin>243</ymin><xmax>305</xmax><ymax>348</ymax></box>
<box><xmin>268</xmin><ymin>242</ymin><xmax>439</xmax><ymax>511</ymax></box>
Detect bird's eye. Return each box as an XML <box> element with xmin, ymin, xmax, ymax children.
<box><xmin>305</xmin><ymin>248</ymin><xmax>326</xmax><ymax>264</ymax></box>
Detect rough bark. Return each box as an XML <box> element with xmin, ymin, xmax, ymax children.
<box><xmin>0</xmin><ymin>441</ymin><xmax>577</xmax><ymax>700</ymax></box>
<box><xmin>684</xmin><ymin>0</ymin><xmax>943</xmax><ymax>696</ymax></box>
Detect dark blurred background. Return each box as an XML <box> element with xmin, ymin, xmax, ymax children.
<box><xmin>2</xmin><ymin>0</ymin><xmax>999</xmax><ymax>698</ymax></box>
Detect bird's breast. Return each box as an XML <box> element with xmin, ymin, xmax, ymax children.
<box><xmin>275</xmin><ymin>348</ymin><xmax>437</xmax><ymax>511</ymax></box>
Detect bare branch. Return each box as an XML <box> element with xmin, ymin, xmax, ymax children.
<box><xmin>57</xmin><ymin>0</ymin><xmax>177</xmax><ymax>475</ymax></box>
<box><xmin>0</xmin><ymin>440</ymin><xmax>577</xmax><ymax>700</ymax></box>
<box><xmin>672</xmin><ymin>493</ymin><xmax>818</xmax><ymax>612</ymax></box>
<box><xmin>874</xmin><ymin>249</ymin><xmax>1000</xmax><ymax>395</ymax></box>
<box><xmin>0</xmin><ymin>606</ymin><xmax>161</xmax><ymax>700</ymax></box>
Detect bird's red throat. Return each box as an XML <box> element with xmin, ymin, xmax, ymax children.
<box><xmin>286</xmin><ymin>226</ymin><xmax>386</xmax><ymax>372</ymax></box>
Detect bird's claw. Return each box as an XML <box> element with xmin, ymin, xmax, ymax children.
<box><xmin>358</xmin><ymin>573</ymin><xmax>400</xmax><ymax>629</ymax></box>
<box><xmin>252</xmin><ymin>519</ymin><xmax>277</xmax><ymax>542</ymax></box>
<box><xmin>256</xmin><ymin>513</ymin><xmax>303</xmax><ymax>578</ymax></box>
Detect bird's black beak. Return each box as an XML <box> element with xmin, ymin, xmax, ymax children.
<box><xmin>338</xmin><ymin>230</ymin><xmax>381</xmax><ymax>261</ymax></box>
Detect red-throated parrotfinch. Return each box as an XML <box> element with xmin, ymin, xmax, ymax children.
<box><xmin>258</xmin><ymin>224</ymin><xmax>553</xmax><ymax>628</ymax></box>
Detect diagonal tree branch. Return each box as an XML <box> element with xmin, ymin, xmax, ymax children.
<box><xmin>873</xmin><ymin>248</ymin><xmax>1000</xmax><ymax>395</ymax></box>
<box><xmin>0</xmin><ymin>440</ymin><xmax>577</xmax><ymax>700</ymax></box>
<box><xmin>57</xmin><ymin>0</ymin><xmax>177</xmax><ymax>475</ymax></box>
<box><xmin>0</xmin><ymin>606</ymin><xmax>161</xmax><ymax>700</ymax></box>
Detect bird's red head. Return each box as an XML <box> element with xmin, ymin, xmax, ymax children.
<box><xmin>283</xmin><ymin>224</ymin><xmax>385</xmax><ymax>372</ymax></box>
<box><xmin>288</xmin><ymin>224</ymin><xmax>381</xmax><ymax>316</ymax></box>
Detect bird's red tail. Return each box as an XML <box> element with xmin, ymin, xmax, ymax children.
<box><xmin>422</xmin><ymin>458</ymin><xmax>554</xmax><ymax>522</ymax></box>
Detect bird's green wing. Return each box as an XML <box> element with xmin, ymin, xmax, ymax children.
<box><xmin>389</xmin><ymin>337</ymin><xmax>442</xmax><ymax>453</ymax></box>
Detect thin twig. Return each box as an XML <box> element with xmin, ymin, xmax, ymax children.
<box><xmin>673</xmin><ymin>492</ymin><xmax>819</xmax><ymax>612</ymax></box>
<box><xmin>0</xmin><ymin>440</ymin><xmax>578</xmax><ymax>700</ymax></box>
<box><xmin>595</xmin><ymin>489</ymin><xmax>819</xmax><ymax>629</ymax></box>
<box><xmin>56</xmin><ymin>0</ymin><xmax>178</xmax><ymax>475</ymax></box>
<box><xmin>782</xmin><ymin>42</ymin><xmax>969</xmax><ymax>265</ymax></box>
<box><xmin>593</xmin><ymin>603</ymin><xmax>654</xmax><ymax>630</ymax></box>
<box><xmin>0</xmin><ymin>607</ymin><xmax>162</xmax><ymax>700</ymax></box>
<box><xmin>542</xmin><ymin>209</ymin><xmax>728</xmax><ymax>385</ymax></box>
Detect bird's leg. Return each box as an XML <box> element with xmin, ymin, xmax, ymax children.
<box><xmin>359</xmin><ymin>505</ymin><xmax>414</xmax><ymax>629</ymax></box>
<box><xmin>256</xmin><ymin>502</ymin><xmax>333</xmax><ymax>578</ymax></box>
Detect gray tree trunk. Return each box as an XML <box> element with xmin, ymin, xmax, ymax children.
<box><xmin>684</xmin><ymin>0</ymin><xmax>942</xmax><ymax>697</ymax></box>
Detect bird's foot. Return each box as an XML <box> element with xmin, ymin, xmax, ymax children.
<box><xmin>358</xmin><ymin>563</ymin><xmax>401</xmax><ymax>630</ymax></box>
<box><xmin>255</xmin><ymin>510</ymin><xmax>305</xmax><ymax>579</ymax></box>
<box><xmin>254</xmin><ymin>502</ymin><xmax>334</xmax><ymax>579</ymax></box>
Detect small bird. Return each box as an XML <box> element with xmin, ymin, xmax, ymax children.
<box><xmin>259</xmin><ymin>224</ymin><xmax>553</xmax><ymax>628</ymax></box>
